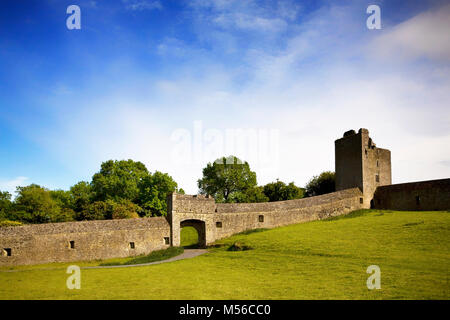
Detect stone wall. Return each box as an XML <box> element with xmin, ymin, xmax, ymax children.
<box><xmin>169</xmin><ymin>188</ymin><xmax>365</xmax><ymax>246</ymax></box>
<box><xmin>213</xmin><ymin>188</ymin><xmax>364</xmax><ymax>241</ymax></box>
<box><xmin>0</xmin><ymin>217</ymin><xmax>171</xmax><ymax>266</ymax></box>
<box><xmin>373</xmin><ymin>178</ymin><xmax>450</xmax><ymax>211</ymax></box>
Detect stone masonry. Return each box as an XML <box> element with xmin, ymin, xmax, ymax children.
<box><xmin>1</xmin><ymin>128</ymin><xmax>449</xmax><ymax>266</ymax></box>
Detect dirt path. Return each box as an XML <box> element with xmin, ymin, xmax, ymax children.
<box><xmin>83</xmin><ymin>249</ymin><xmax>208</xmax><ymax>269</ymax></box>
<box><xmin>0</xmin><ymin>249</ymin><xmax>208</xmax><ymax>272</ymax></box>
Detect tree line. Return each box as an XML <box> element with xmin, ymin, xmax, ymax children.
<box><xmin>0</xmin><ymin>156</ymin><xmax>335</xmax><ymax>225</ymax></box>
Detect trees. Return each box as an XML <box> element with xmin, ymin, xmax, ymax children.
<box><xmin>198</xmin><ymin>156</ymin><xmax>258</xmax><ymax>203</ymax></box>
<box><xmin>305</xmin><ymin>171</ymin><xmax>336</xmax><ymax>197</ymax></box>
<box><xmin>197</xmin><ymin>156</ymin><xmax>307</xmax><ymax>203</ymax></box>
<box><xmin>0</xmin><ymin>191</ymin><xmax>12</xmax><ymax>221</ymax></box>
<box><xmin>89</xmin><ymin>160</ymin><xmax>180</xmax><ymax>216</ymax></box>
<box><xmin>78</xmin><ymin>201</ymin><xmax>110</xmax><ymax>221</ymax></box>
<box><xmin>50</xmin><ymin>190</ymin><xmax>74</xmax><ymax>210</ymax></box>
<box><xmin>138</xmin><ymin>171</ymin><xmax>182</xmax><ymax>216</ymax></box>
<box><xmin>263</xmin><ymin>180</ymin><xmax>304</xmax><ymax>202</ymax></box>
<box><xmin>70</xmin><ymin>181</ymin><xmax>92</xmax><ymax>213</ymax></box>
<box><xmin>0</xmin><ymin>159</ymin><xmax>185</xmax><ymax>224</ymax></box>
<box><xmin>13</xmin><ymin>184</ymin><xmax>74</xmax><ymax>223</ymax></box>
<box><xmin>0</xmin><ymin>158</ymin><xmax>339</xmax><ymax>225</ymax></box>
<box><xmin>232</xmin><ymin>186</ymin><xmax>269</xmax><ymax>203</ymax></box>
<box><xmin>91</xmin><ymin>159</ymin><xmax>149</xmax><ymax>202</ymax></box>
<box><xmin>111</xmin><ymin>199</ymin><xmax>140</xmax><ymax>219</ymax></box>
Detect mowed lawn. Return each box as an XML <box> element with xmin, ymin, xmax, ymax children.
<box><xmin>0</xmin><ymin>210</ymin><xmax>449</xmax><ymax>299</ymax></box>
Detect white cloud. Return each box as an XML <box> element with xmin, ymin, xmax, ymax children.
<box><xmin>188</xmin><ymin>0</ymin><xmax>298</xmax><ymax>34</ymax></box>
<box><xmin>0</xmin><ymin>177</ymin><xmax>29</xmax><ymax>197</ymax></box>
<box><xmin>370</xmin><ymin>4</ymin><xmax>450</xmax><ymax>62</ymax></box>
<box><xmin>213</xmin><ymin>13</ymin><xmax>288</xmax><ymax>33</ymax></box>
<box><xmin>15</xmin><ymin>2</ymin><xmax>450</xmax><ymax>194</ymax></box>
<box><xmin>123</xmin><ymin>0</ymin><xmax>162</xmax><ymax>11</ymax></box>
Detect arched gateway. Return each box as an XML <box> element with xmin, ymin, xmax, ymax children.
<box><xmin>180</xmin><ymin>219</ymin><xmax>206</xmax><ymax>248</ymax></box>
<box><xmin>167</xmin><ymin>193</ymin><xmax>217</xmax><ymax>248</ymax></box>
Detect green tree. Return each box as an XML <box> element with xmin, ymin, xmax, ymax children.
<box><xmin>70</xmin><ymin>181</ymin><xmax>92</xmax><ymax>213</ymax></box>
<box><xmin>91</xmin><ymin>159</ymin><xmax>149</xmax><ymax>202</ymax></box>
<box><xmin>0</xmin><ymin>191</ymin><xmax>13</xmax><ymax>220</ymax></box>
<box><xmin>198</xmin><ymin>156</ymin><xmax>257</xmax><ymax>203</ymax></box>
<box><xmin>231</xmin><ymin>186</ymin><xmax>269</xmax><ymax>203</ymax></box>
<box><xmin>78</xmin><ymin>201</ymin><xmax>110</xmax><ymax>221</ymax></box>
<box><xmin>305</xmin><ymin>171</ymin><xmax>336</xmax><ymax>197</ymax></box>
<box><xmin>263</xmin><ymin>180</ymin><xmax>304</xmax><ymax>202</ymax></box>
<box><xmin>138</xmin><ymin>171</ymin><xmax>181</xmax><ymax>216</ymax></box>
<box><xmin>13</xmin><ymin>184</ymin><xmax>73</xmax><ymax>223</ymax></box>
<box><xmin>111</xmin><ymin>199</ymin><xmax>140</xmax><ymax>219</ymax></box>
<box><xmin>50</xmin><ymin>190</ymin><xmax>73</xmax><ymax>209</ymax></box>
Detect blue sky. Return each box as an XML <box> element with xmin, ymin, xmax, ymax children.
<box><xmin>1</xmin><ymin>0</ymin><xmax>449</xmax><ymax>195</ymax></box>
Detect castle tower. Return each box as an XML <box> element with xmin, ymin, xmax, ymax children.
<box><xmin>335</xmin><ymin>128</ymin><xmax>391</xmax><ymax>207</ymax></box>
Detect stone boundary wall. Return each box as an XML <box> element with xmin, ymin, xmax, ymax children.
<box><xmin>0</xmin><ymin>188</ymin><xmax>369</xmax><ymax>267</ymax></box>
<box><xmin>212</xmin><ymin>188</ymin><xmax>364</xmax><ymax>241</ymax></box>
<box><xmin>373</xmin><ymin>178</ymin><xmax>450</xmax><ymax>211</ymax></box>
<box><xmin>0</xmin><ymin>217</ymin><xmax>170</xmax><ymax>266</ymax></box>
<box><xmin>170</xmin><ymin>188</ymin><xmax>365</xmax><ymax>246</ymax></box>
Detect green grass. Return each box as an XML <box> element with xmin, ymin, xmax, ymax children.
<box><xmin>0</xmin><ymin>210</ymin><xmax>449</xmax><ymax>299</ymax></box>
<box><xmin>180</xmin><ymin>226</ymin><xmax>199</xmax><ymax>248</ymax></box>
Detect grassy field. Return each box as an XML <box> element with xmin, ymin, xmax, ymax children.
<box><xmin>0</xmin><ymin>209</ymin><xmax>449</xmax><ymax>299</ymax></box>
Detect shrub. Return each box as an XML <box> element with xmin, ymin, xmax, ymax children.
<box><xmin>111</xmin><ymin>199</ymin><xmax>140</xmax><ymax>219</ymax></box>
<box><xmin>0</xmin><ymin>220</ymin><xmax>22</xmax><ymax>227</ymax></box>
<box><xmin>227</xmin><ymin>242</ymin><xmax>253</xmax><ymax>251</ymax></box>
<box><xmin>305</xmin><ymin>171</ymin><xmax>335</xmax><ymax>197</ymax></box>
<box><xmin>78</xmin><ymin>201</ymin><xmax>109</xmax><ymax>220</ymax></box>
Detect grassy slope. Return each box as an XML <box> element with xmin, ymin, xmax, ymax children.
<box><xmin>0</xmin><ymin>210</ymin><xmax>449</xmax><ymax>299</ymax></box>
<box><xmin>180</xmin><ymin>226</ymin><xmax>199</xmax><ymax>248</ymax></box>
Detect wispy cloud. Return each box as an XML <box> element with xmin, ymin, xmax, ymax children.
<box><xmin>123</xmin><ymin>0</ymin><xmax>162</xmax><ymax>11</ymax></box>
<box><xmin>0</xmin><ymin>177</ymin><xmax>29</xmax><ymax>197</ymax></box>
<box><xmin>370</xmin><ymin>4</ymin><xmax>450</xmax><ymax>62</ymax></box>
<box><xmin>4</xmin><ymin>1</ymin><xmax>450</xmax><ymax>193</ymax></box>
<box><xmin>187</xmin><ymin>0</ymin><xmax>299</xmax><ymax>34</ymax></box>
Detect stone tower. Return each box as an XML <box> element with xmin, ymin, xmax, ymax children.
<box><xmin>335</xmin><ymin>128</ymin><xmax>391</xmax><ymax>207</ymax></box>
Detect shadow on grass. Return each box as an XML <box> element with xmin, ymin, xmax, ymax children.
<box><xmin>99</xmin><ymin>247</ymin><xmax>184</xmax><ymax>266</ymax></box>
<box><xmin>183</xmin><ymin>244</ymin><xmax>202</xmax><ymax>249</ymax></box>
<box><xmin>323</xmin><ymin>209</ymin><xmax>373</xmax><ymax>221</ymax></box>
<box><xmin>227</xmin><ymin>242</ymin><xmax>254</xmax><ymax>251</ymax></box>
<box><xmin>403</xmin><ymin>221</ymin><xmax>424</xmax><ymax>227</ymax></box>
<box><xmin>296</xmin><ymin>249</ymin><xmax>353</xmax><ymax>259</ymax></box>
<box><xmin>236</xmin><ymin>228</ymin><xmax>269</xmax><ymax>235</ymax></box>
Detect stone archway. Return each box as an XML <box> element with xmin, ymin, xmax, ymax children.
<box><xmin>180</xmin><ymin>219</ymin><xmax>206</xmax><ymax>248</ymax></box>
